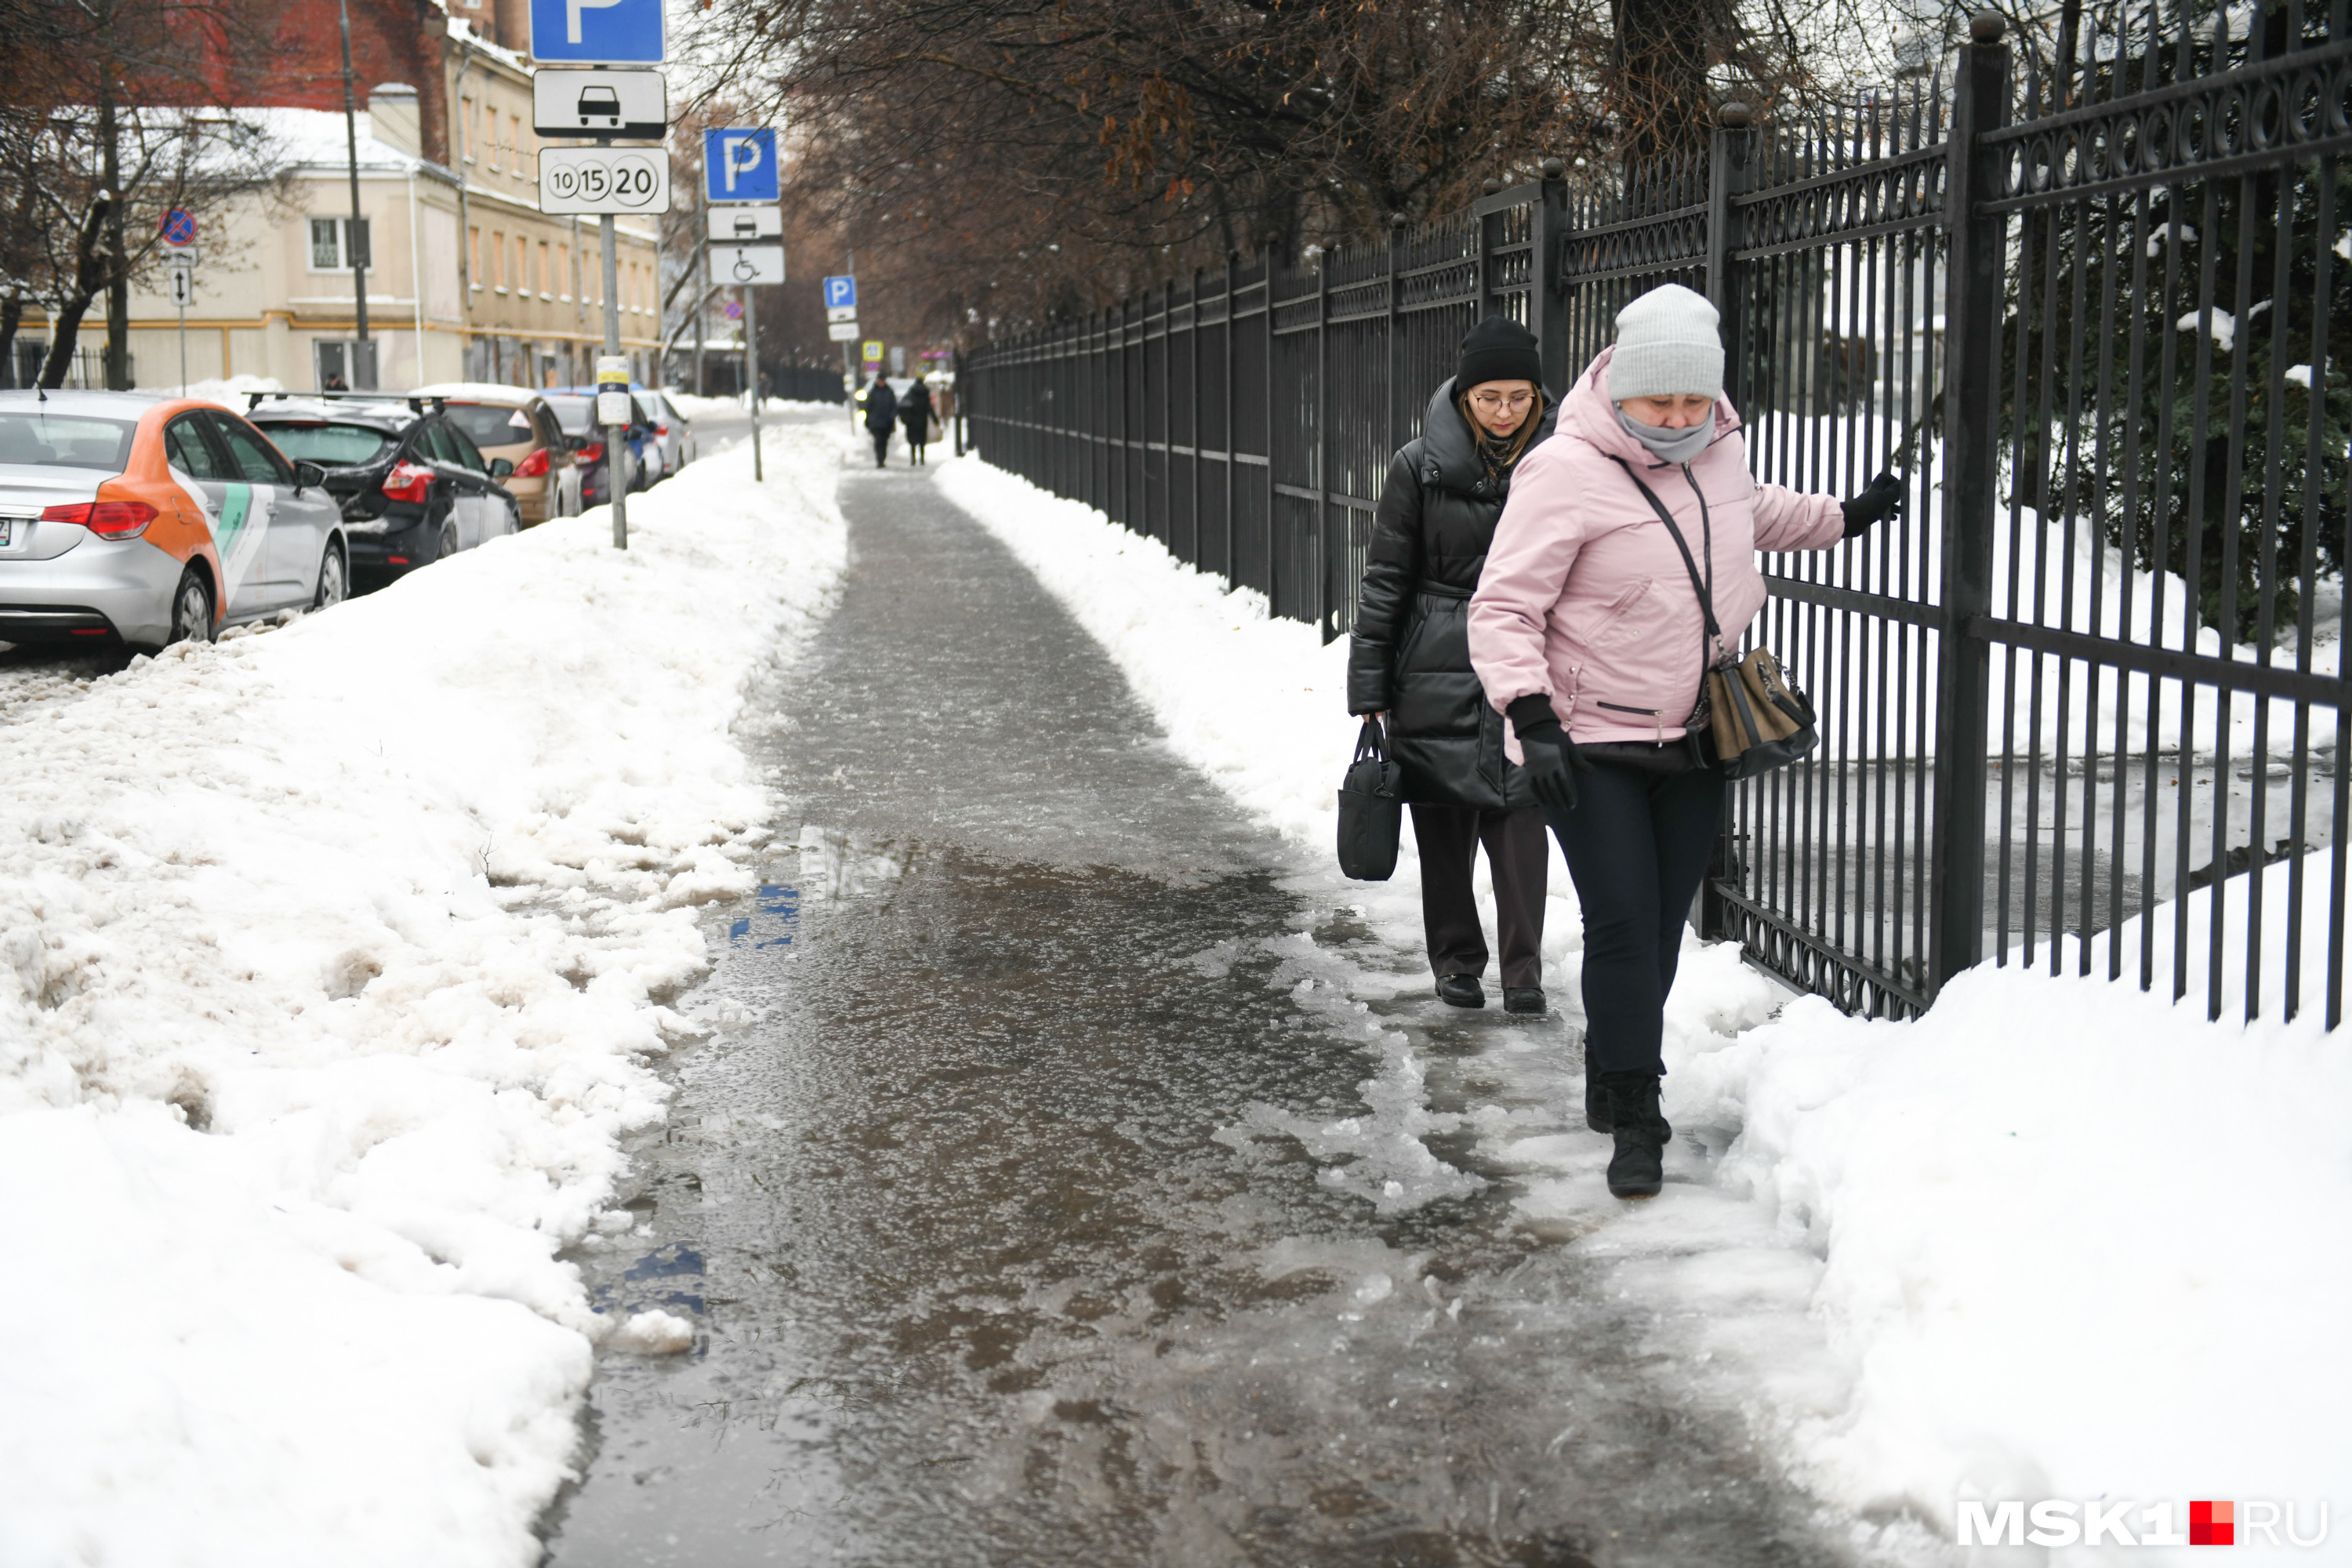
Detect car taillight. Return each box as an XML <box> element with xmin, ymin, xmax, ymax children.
<box><xmin>655</xmin><ymin>423</ymin><xmax>670</xmax><ymax>436</ymax></box>
<box><xmin>42</xmin><ymin>499</ymin><xmax>158</xmax><ymax>539</ymax></box>
<box><xmin>381</xmin><ymin>461</ymin><xmax>435</xmax><ymax>503</ymax></box>
<box><xmin>575</xmin><ymin>441</ymin><xmax>604</xmax><ymax>463</ymax></box>
<box><xmin>514</xmin><ymin>446</ymin><xmax>551</xmax><ymax>477</ymax></box>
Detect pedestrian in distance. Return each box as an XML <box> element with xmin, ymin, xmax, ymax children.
<box><xmin>862</xmin><ymin>372</ymin><xmax>898</xmax><ymax>467</ymax></box>
<box><xmin>1349</xmin><ymin>316</ymin><xmax>1559</xmax><ymax>1017</ymax></box>
<box><xmin>1468</xmin><ymin>282</ymin><xmax>1903</xmax><ymax>1200</ymax></box>
<box><xmin>900</xmin><ymin>373</ymin><xmax>936</xmax><ymax>466</ymax></box>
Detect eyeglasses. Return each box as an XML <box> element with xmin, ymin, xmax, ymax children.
<box><xmin>1468</xmin><ymin>390</ymin><xmax>1535</xmax><ymax>412</ymax></box>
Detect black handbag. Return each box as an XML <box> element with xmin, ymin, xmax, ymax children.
<box><xmin>1606</xmin><ymin>456</ymin><xmax>1819</xmax><ymax>781</ymax></box>
<box><xmin>1336</xmin><ymin>717</ymin><xmax>1404</xmax><ymax>880</ymax></box>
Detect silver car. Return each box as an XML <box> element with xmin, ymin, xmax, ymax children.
<box><xmin>637</xmin><ymin>389</ymin><xmax>695</xmax><ymax>481</ymax></box>
<box><xmin>0</xmin><ymin>391</ymin><xmax>347</xmax><ymax>648</ymax></box>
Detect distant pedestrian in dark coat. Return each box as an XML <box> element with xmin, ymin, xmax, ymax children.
<box><xmin>900</xmin><ymin>376</ymin><xmax>936</xmax><ymax>466</ymax></box>
<box><xmin>1348</xmin><ymin>316</ymin><xmax>1559</xmax><ymax>1015</ymax></box>
<box><xmin>862</xmin><ymin>375</ymin><xmax>898</xmax><ymax>466</ymax></box>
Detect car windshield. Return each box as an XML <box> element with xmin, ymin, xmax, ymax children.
<box><xmin>0</xmin><ymin>412</ymin><xmax>138</xmax><ymax>471</ymax></box>
<box><xmin>443</xmin><ymin>403</ymin><xmax>537</xmax><ymax>450</ymax></box>
<box><xmin>254</xmin><ymin>422</ymin><xmax>396</xmax><ymax>466</ymax></box>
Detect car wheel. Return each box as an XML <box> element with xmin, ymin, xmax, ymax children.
<box><xmin>168</xmin><ymin>565</ymin><xmax>215</xmax><ymax>645</ymax></box>
<box><xmin>313</xmin><ymin>543</ymin><xmax>347</xmax><ymax>610</ymax></box>
<box><xmin>438</xmin><ymin>520</ymin><xmax>460</xmax><ymax>561</ymax></box>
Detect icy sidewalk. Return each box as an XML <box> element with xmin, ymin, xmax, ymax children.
<box><xmin>0</xmin><ymin>424</ymin><xmax>847</xmax><ymax>1568</ymax></box>
<box><xmin>935</xmin><ymin>451</ymin><xmax>2352</xmax><ymax>1563</ymax></box>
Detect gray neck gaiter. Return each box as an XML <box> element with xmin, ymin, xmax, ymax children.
<box><xmin>1616</xmin><ymin>407</ymin><xmax>1714</xmax><ymax>466</ymax></box>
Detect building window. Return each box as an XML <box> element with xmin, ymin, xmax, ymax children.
<box><xmin>515</xmin><ymin>235</ymin><xmax>528</xmax><ymax>296</ymax></box>
<box><xmin>460</xmin><ymin>96</ymin><xmax>476</xmax><ymax>163</ymax></box>
<box><xmin>511</xmin><ymin>115</ymin><xmax>524</xmax><ymax>178</ymax></box>
<box><xmin>488</xmin><ymin>111</ymin><xmax>502</xmax><ymax>171</ymax></box>
<box><xmin>308</xmin><ymin>216</ymin><xmax>373</xmax><ymax>271</ymax></box>
<box><xmin>491</xmin><ymin>230</ymin><xmax>506</xmax><ymax>291</ymax></box>
<box><xmin>538</xmin><ymin>241</ymin><xmax>552</xmax><ymax>298</ymax></box>
<box><xmin>557</xmin><ymin>242</ymin><xmax>570</xmax><ymax>300</ymax></box>
<box><xmin>468</xmin><ymin>225</ymin><xmax>481</xmax><ymax>290</ymax></box>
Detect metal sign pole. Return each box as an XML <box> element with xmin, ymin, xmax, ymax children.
<box><xmin>743</xmin><ymin>282</ymin><xmax>761</xmax><ymax>481</ymax></box>
<box><xmin>601</xmin><ymin>210</ymin><xmax>626</xmax><ymax>549</ymax></box>
<box><xmin>177</xmin><ymin>294</ymin><xmax>187</xmax><ymax>391</ymax></box>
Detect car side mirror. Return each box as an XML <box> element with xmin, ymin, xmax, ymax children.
<box><xmin>292</xmin><ymin>459</ymin><xmax>327</xmax><ymax>493</ymax></box>
<box><xmin>488</xmin><ymin>456</ymin><xmax>514</xmax><ymax>479</ymax></box>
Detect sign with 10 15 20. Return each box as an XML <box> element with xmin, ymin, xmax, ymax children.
<box><xmin>538</xmin><ymin>146</ymin><xmax>670</xmax><ymax>214</ymax></box>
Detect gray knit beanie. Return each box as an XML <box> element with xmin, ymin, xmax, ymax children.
<box><xmin>1606</xmin><ymin>284</ymin><xmax>1724</xmax><ymax>401</ymax></box>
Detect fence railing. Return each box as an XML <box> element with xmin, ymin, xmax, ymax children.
<box><xmin>964</xmin><ymin>6</ymin><xmax>2352</xmax><ymax>1031</ymax></box>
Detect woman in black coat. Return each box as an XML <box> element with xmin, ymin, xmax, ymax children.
<box><xmin>862</xmin><ymin>374</ymin><xmax>898</xmax><ymax>467</ymax></box>
<box><xmin>1348</xmin><ymin>317</ymin><xmax>1558</xmax><ymax>1013</ymax></box>
<box><xmin>899</xmin><ymin>375</ymin><xmax>937</xmax><ymax>465</ymax></box>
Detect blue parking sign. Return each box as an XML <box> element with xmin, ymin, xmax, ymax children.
<box><xmin>704</xmin><ymin>129</ymin><xmax>779</xmax><ymax>203</ymax></box>
<box><xmin>530</xmin><ymin>0</ymin><xmax>665</xmax><ymax>64</ymax></box>
<box><xmin>823</xmin><ymin>275</ymin><xmax>856</xmax><ymax>310</ymax></box>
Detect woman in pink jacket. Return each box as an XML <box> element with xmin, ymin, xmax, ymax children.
<box><xmin>1467</xmin><ymin>284</ymin><xmax>1901</xmax><ymax>1199</ymax></box>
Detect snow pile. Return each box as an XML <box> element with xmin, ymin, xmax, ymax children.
<box><xmin>0</xmin><ymin>423</ymin><xmax>847</xmax><ymax>1566</ymax></box>
<box><xmin>936</xmin><ymin>448</ymin><xmax>2352</xmax><ymax>1557</ymax></box>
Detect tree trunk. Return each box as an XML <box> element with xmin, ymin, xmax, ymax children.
<box><xmin>0</xmin><ymin>297</ymin><xmax>20</xmax><ymax>387</ymax></box>
<box><xmin>99</xmin><ymin>3</ymin><xmax>130</xmax><ymax>391</ymax></box>
<box><xmin>39</xmin><ymin>197</ymin><xmax>111</xmax><ymax>389</ymax></box>
<box><xmin>1613</xmin><ymin>0</ymin><xmax>1720</xmax><ymax>167</ymax></box>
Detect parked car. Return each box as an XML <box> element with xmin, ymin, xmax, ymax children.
<box><xmin>245</xmin><ymin>394</ymin><xmax>519</xmax><ymax>583</ymax></box>
<box><xmin>635</xmin><ymin>388</ymin><xmax>695</xmax><ymax>477</ymax></box>
<box><xmin>0</xmin><ymin>390</ymin><xmax>347</xmax><ymax>647</ymax></box>
<box><xmin>410</xmin><ymin>383</ymin><xmax>581</xmax><ymax>524</ymax></box>
<box><xmin>543</xmin><ymin>392</ymin><xmax>652</xmax><ymax>508</ymax></box>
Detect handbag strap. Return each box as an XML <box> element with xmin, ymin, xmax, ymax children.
<box><xmin>1354</xmin><ymin>715</ymin><xmax>1388</xmax><ymax>764</ymax></box>
<box><xmin>1606</xmin><ymin>454</ymin><xmax>1731</xmax><ymax>669</ymax></box>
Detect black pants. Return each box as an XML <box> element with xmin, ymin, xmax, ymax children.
<box><xmin>1547</xmin><ymin>763</ymin><xmax>1725</xmax><ymax>1076</ymax></box>
<box><xmin>1410</xmin><ymin>803</ymin><xmax>1548</xmax><ymax>989</ymax></box>
<box><xmin>908</xmin><ymin>440</ymin><xmax>927</xmax><ymax>465</ymax></box>
<box><xmin>870</xmin><ymin>429</ymin><xmax>890</xmax><ymax>466</ymax></box>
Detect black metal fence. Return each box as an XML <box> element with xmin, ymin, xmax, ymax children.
<box><xmin>964</xmin><ymin>6</ymin><xmax>2352</xmax><ymax>1031</ymax></box>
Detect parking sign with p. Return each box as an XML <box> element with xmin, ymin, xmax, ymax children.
<box><xmin>529</xmin><ymin>0</ymin><xmax>665</xmax><ymax>64</ymax></box>
<box><xmin>704</xmin><ymin>129</ymin><xmax>779</xmax><ymax>204</ymax></box>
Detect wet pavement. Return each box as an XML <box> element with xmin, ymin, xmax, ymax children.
<box><xmin>540</xmin><ymin>442</ymin><xmax>1879</xmax><ymax>1567</ymax></box>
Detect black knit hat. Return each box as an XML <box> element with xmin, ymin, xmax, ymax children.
<box><xmin>1456</xmin><ymin>315</ymin><xmax>1541</xmax><ymax>390</ymax></box>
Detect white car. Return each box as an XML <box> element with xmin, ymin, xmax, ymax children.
<box><xmin>637</xmin><ymin>390</ymin><xmax>695</xmax><ymax>481</ymax></box>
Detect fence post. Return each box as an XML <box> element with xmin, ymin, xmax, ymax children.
<box><xmin>1927</xmin><ymin>13</ymin><xmax>2013</xmax><ymax>994</ymax></box>
<box><xmin>1535</xmin><ymin>159</ymin><xmax>1569</xmax><ymax>393</ymax></box>
<box><xmin>953</xmin><ymin>348</ymin><xmax>965</xmax><ymax>456</ymax></box>
<box><xmin>1388</xmin><ymin>214</ymin><xmax>1407</xmax><ymax>453</ymax></box>
<box><xmin>1160</xmin><ymin>279</ymin><xmax>1174</xmax><ymax>545</ymax></box>
<box><xmin>1706</xmin><ymin>104</ymin><xmax>1755</xmax><ymax>410</ymax></box>
<box><xmin>1224</xmin><ymin>252</ymin><xmax>1236</xmax><ymax>579</ymax></box>
<box><xmin>1317</xmin><ymin>249</ymin><xmax>1334</xmax><ymax>641</ymax></box>
<box><xmin>1190</xmin><ymin>267</ymin><xmax>1203</xmax><ymax>565</ymax></box>
<box><xmin>1697</xmin><ymin>103</ymin><xmax>1758</xmax><ymax>945</ymax></box>
<box><xmin>1264</xmin><ymin>247</ymin><xmax>1277</xmax><ymax>606</ymax></box>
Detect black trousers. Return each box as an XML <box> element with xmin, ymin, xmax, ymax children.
<box><xmin>1546</xmin><ymin>763</ymin><xmax>1726</xmax><ymax>1076</ymax></box>
<box><xmin>1410</xmin><ymin>803</ymin><xmax>1548</xmax><ymax>989</ymax></box>
<box><xmin>869</xmin><ymin>429</ymin><xmax>890</xmax><ymax>466</ymax></box>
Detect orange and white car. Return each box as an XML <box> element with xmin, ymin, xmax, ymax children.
<box><xmin>0</xmin><ymin>390</ymin><xmax>348</xmax><ymax>647</ymax></box>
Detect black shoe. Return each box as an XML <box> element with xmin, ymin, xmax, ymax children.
<box><xmin>1503</xmin><ymin>986</ymin><xmax>1545</xmax><ymax>1015</ymax></box>
<box><xmin>1600</xmin><ymin>1073</ymin><xmax>1671</xmax><ymax>1198</ymax></box>
<box><xmin>1584</xmin><ymin>1061</ymin><xmax>1612</xmax><ymax>1134</ymax></box>
<box><xmin>1435</xmin><ymin>974</ymin><xmax>1485</xmax><ymax>1008</ymax></box>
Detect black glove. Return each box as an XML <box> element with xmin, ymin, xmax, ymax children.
<box><xmin>1841</xmin><ymin>472</ymin><xmax>1904</xmax><ymax>538</ymax></box>
<box><xmin>1508</xmin><ymin>695</ymin><xmax>1592</xmax><ymax>815</ymax></box>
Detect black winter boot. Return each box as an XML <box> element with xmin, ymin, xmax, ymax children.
<box><xmin>1600</xmin><ymin>1073</ymin><xmax>1671</xmax><ymax>1198</ymax></box>
<box><xmin>1584</xmin><ymin>1057</ymin><xmax>1611</xmax><ymax>1134</ymax></box>
<box><xmin>1436</xmin><ymin>974</ymin><xmax>1485</xmax><ymax>1008</ymax></box>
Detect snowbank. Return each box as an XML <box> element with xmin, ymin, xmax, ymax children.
<box><xmin>935</xmin><ymin>448</ymin><xmax>2352</xmax><ymax>1560</ymax></box>
<box><xmin>0</xmin><ymin>424</ymin><xmax>847</xmax><ymax>1566</ymax></box>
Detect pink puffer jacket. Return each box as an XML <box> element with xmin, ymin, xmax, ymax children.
<box><xmin>1468</xmin><ymin>345</ymin><xmax>1845</xmax><ymax>756</ymax></box>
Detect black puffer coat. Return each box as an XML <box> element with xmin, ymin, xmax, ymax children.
<box><xmin>1347</xmin><ymin>378</ymin><xmax>1559</xmax><ymax>809</ymax></box>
